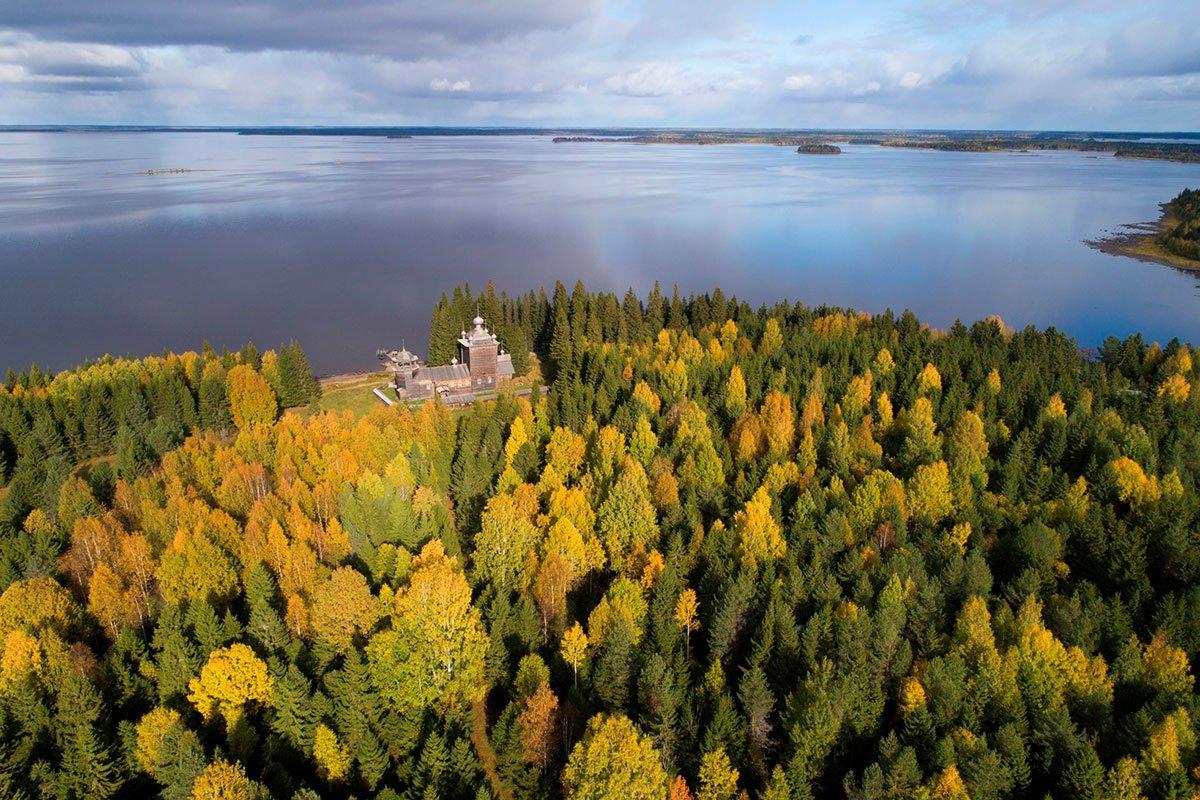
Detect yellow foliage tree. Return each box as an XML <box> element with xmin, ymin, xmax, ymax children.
<box><xmin>1141</xmin><ymin>632</ymin><xmax>1194</xmax><ymax>698</ymax></box>
<box><xmin>898</xmin><ymin>676</ymin><xmax>927</xmax><ymax>716</ymax></box>
<box><xmin>629</xmin><ymin>416</ymin><xmax>658</xmax><ymax>467</ymax></box>
<box><xmin>191</xmin><ymin>760</ymin><xmax>252</xmax><ymax>800</ymax></box>
<box><xmin>561</xmin><ymin>623</ymin><xmax>588</xmax><ymax>684</ymax></box>
<box><xmin>0</xmin><ymin>629</ymin><xmax>43</xmax><ymax>690</ymax></box>
<box><xmin>906</xmin><ymin>461</ymin><xmax>954</xmax><ymax>524</ymax></box>
<box><xmin>1044</xmin><ymin>393</ymin><xmax>1068</xmax><ymax>420</ymax></box>
<box><xmin>1141</xmin><ymin>708</ymin><xmax>1194</xmax><ymax>780</ymax></box>
<box><xmin>931</xmin><ymin>765</ymin><xmax>969</xmax><ymax>800</ymax></box>
<box><xmin>310</xmin><ymin>566</ymin><xmax>383</xmax><ymax>652</ymax></box>
<box><xmin>675</xmin><ymin>588</ymin><xmax>699</xmax><ymax>657</ymax></box>
<box><xmin>0</xmin><ymin>576</ymin><xmax>77</xmax><ymax>638</ymax></box>
<box><xmin>157</xmin><ymin>529</ymin><xmax>239</xmax><ymax>606</ymax></box>
<box><xmin>760</xmin><ymin>391</ymin><xmax>795</xmax><ymax>459</ymax></box>
<box><xmin>188</xmin><ymin>643</ymin><xmax>274</xmax><ymax>729</ymax></box>
<box><xmin>725</xmin><ymin>366</ymin><xmax>747</xmax><ymax>419</ymax></box>
<box><xmin>985</xmin><ymin>368</ymin><xmax>1002</xmax><ymax>395</ymax></box>
<box><xmin>917</xmin><ymin>363</ymin><xmax>942</xmax><ymax>395</ymax></box>
<box><xmin>226</xmin><ymin>364</ymin><xmax>278</xmax><ymax>429</ymax></box>
<box><xmin>313</xmin><ymin>723</ymin><xmax>352</xmax><ymax>782</ymax></box>
<box><xmin>563</xmin><ymin>714</ymin><xmax>668</xmax><ymax>800</ymax></box>
<box><xmin>759</xmin><ymin>319</ymin><xmax>783</xmax><ymax>356</ymax></box>
<box><xmin>1158</xmin><ymin>373</ymin><xmax>1191</xmax><ymax>403</ymax></box>
<box><xmin>698</xmin><ymin>748</ymin><xmax>739</xmax><ymax>800</ymax></box>
<box><xmin>134</xmin><ymin>707</ymin><xmax>181</xmax><ymax>775</ymax></box>
<box><xmin>1109</xmin><ymin>456</ymin><xmax>1162</xmax><ymax>505</ymax></box>
<box><xmin>632</xmin><ymin>381</ymin><xmax>662</xmax><ymax>415</ymax></box>
<box><xmin>733</xmin><ymin>486</ymin><xmax>786</xmax><ymax>565</ymax></box>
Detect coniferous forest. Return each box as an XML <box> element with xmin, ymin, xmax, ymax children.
<box><xmin>2</xmin><ymin>282</ymin><xmax>1200</xmax><ymax>800</ymax></box>
<box><xmin>1162</xmin><ymin>188</ymin><xmax>1200</xmax><ymax>262</ymax></box>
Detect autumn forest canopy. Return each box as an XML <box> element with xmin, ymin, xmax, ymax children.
<box><xmin>3</xmin><ymin>282</ymin><xmax>1200</xmax><ymax>800</ymax></box>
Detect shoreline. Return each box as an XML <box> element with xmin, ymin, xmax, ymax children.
<box><xmin>1087</xmin><ymin>205</ymin><xmax>1200</xmax><ymax>273</ymax></box>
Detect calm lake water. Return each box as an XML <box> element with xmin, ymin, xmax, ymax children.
<box><xmin>1</xmin><ymin>131</ymin><xmax>1198</xmax><ymax>375</ymax></box>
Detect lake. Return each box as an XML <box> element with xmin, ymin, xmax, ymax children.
<box><xmin>1</xmin><ymin>131</ymin><xmax>1198</xmax><ymax>375</ymax></box>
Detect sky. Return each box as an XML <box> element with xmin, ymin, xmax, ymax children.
<box><xmin>0</xmin><ymin>1</ymin><xmax>1198</xmax><ymax>130</ymax></box>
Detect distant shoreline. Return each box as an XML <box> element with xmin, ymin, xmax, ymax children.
<box><xmin>546</xmin><ymin>131</ymin><xmax>1200</xmax><ymax>163</ymax></box>
<box><xmin>4</xmin><ymin>124</ymin><xmax>1199</xmax><ymax>162</ymax></box>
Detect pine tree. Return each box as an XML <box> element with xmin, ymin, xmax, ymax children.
<box><xmin>153</xmin><ymin>724</ymin><xmax>207</xmax><ymax>800</ymax></box>
<box><xmin>549</xmin><ymin>283</ymin><xmax>574</xmax><ymax>381</ymax></box>
<box><xmin>623</xmin><ymin>289</ymin><xmax>644</xmax><ymax>343</ymax></box>
<box><xmin>429</xmin><ymin>294</ymin><xmax>458</xmax><ymax>366</ymax></box>
<box><xmin>198</xmin><ymin>360</ymin><xmax>232</xmax><ymax>430</ymax></box>
<box><xmin>594</xmin><ymin>614</ymin><xmax>634</xmax><ymax>712</ymax></box>
<box><xmin>54</xmin><ymin>676</ymin><xmax>118</xmax><ymax>800</ymax></box>
<box><xmin>244</xmin><ymin>565</ymin><xmax>288</xmax><ymax>653</ymax></box>
<box><xmin>268</xmin><ymin>663</ymin><xmax>314</xmax><ymax>752</ymax></box>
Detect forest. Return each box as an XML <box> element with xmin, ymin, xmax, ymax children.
<box><xmin>1162</xmin><ymin>189</ymin><xmax>1200</xmax><ymax>262</ymax></box>
<box><xmin>1</xmin><ymin>281</ymin><xmax>1200</xmax><ymax>800</ymax></box>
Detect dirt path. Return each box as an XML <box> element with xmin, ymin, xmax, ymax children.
<box><xmin>471</xmin><ymin>699</ymin><xmax>512</xmax><ymax>800</ymax></box>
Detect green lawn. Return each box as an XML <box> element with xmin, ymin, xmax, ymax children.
<box><xmin>312</xmin><ymin>372</ymin><xmax>392</xmax><ymax>417</ymax></box>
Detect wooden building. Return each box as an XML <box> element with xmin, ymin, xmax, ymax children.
<box><xmin>378</xmin><ymin>316</ymin><xmax>514</xmax><ymax>403</ymax></box>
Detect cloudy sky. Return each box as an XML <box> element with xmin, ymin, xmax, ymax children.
<box><xmin>1</xmin><ymin>0</ymin><xmax>1197</xmax><ymax>129</ymax></box>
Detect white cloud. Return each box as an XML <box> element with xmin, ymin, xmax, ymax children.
<box><xmin>0</xmin><ymin>31</ymin><xmax>143</xmax><ymax>88</ymax></box>
<box><xmin>0</xmin><ymin>1</ymin><xmax>1197</xmax><ymax>128</ymax></box>
<box><xmin>430</xmin><ymin>78</ymin><xmax>472</xmax><ymax>92</ymax></box>
<box><xmin>604</xmin><ymin>64</ymin><xmax>689</xmax><ymax>97</ymax></box>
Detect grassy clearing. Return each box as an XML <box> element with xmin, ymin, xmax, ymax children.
<box><xmin>293</xmin><ymin>356</ymin><xmax>545</xmax><ymax>420</ymax></box>
<box><xmin>308</xmin><ymin>371</ymin><xmax>391</xmax><ymax>417</ymax></box>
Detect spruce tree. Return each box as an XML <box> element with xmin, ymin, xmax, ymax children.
<box><xmin>429</xmin><ymin>294</ymin><xmax>458</xmax><ymax>366</ymax></box>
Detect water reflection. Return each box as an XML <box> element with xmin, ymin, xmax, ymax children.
<box><xmin>0</xmin><ymin>132</ymin><xmax>1197</xmax><ymax>374</ymax></box>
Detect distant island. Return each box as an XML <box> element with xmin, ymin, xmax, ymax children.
<box><xmin>5</xmin><ymin>124</ymin><xmax>1199</xmax><ymax>162</ymax></box>
<box><xmin>796</xmin><ymin>143</ymin><xmax>841</xmax><ymax>154</ymax></box>
<box><xmin>1089</xmin><ymin>187</ymin><xmax>1200</xmax><ymax>270</ymax></box>
<box><xmin>545</xmin><ymin>129</ymin><xmax>1200</xmax><ymax>163</ymax></box>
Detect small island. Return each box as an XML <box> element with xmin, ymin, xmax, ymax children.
<box><xmin>1090</xmin><ymin>187</ymin><xmax>1200</xmax><ymax>270</ymax></box>
<box><xmin>796</xmin><ymin>143</ymin><xmax>841</xmax><ymax>155</ymax></box>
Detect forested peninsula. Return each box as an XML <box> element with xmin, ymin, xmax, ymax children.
<box><xmin>1092</xmin><ymin>188</ymin><xmax>1200</xmax><ymax>271</ymax></box>
<box><xmin>3</xmin><ymin>283</ymin><xmax>1200</xmax><ymax>800</ymax></box>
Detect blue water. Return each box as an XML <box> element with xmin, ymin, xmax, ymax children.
<box><xmin>0</xmin><ymin>132</ymin><xmax>1197</xmax><ymax>374</ymax></box>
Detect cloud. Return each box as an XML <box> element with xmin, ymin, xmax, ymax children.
<box><xmin>0</xmin><ymin>0</ymin><xmax>598</xmax><ymax>58</ymax></box>
<box><xmin>0</xmin><ymin>32</ymin><xmax>145</xmax><ymax>90</ymax></box>
<box><xmin>604</xmin><ymin>64</ymin><xmax>691</xmax><ymax>97</ymax></box>
<box><xmin>782</xmin><ymin>71</ymin><xmax>885</xmax><ymax>98</ymax></box>
<box><xmin>603</xmin><ymin>63</ymin><xmax>760</xmax><ymax>98</ymax></box>
<box><xmin>430</xmin><ymin>78</ymin><xmax>472</xmax><ymax>92</ymax></box>
<box><xmin>1098</xmin><ymin>18</ymin><xmax>1200</xmax><ymax>78</ymax></box>
<box><xmin>0</xmin><ymin>1</ymin><xmax>1197</xmax><ymax>129</ymax></box>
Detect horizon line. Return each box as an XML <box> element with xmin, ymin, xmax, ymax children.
<box><xmin>2</xmin><ymin>124</ymin><xmax>1200</xmax><ymax>136</ymax></box>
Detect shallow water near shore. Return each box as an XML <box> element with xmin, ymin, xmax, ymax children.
<box><xmin>1</xmin><ymin>131</ymin><xmax>1198</xmax><ymax>374</ymax></box>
